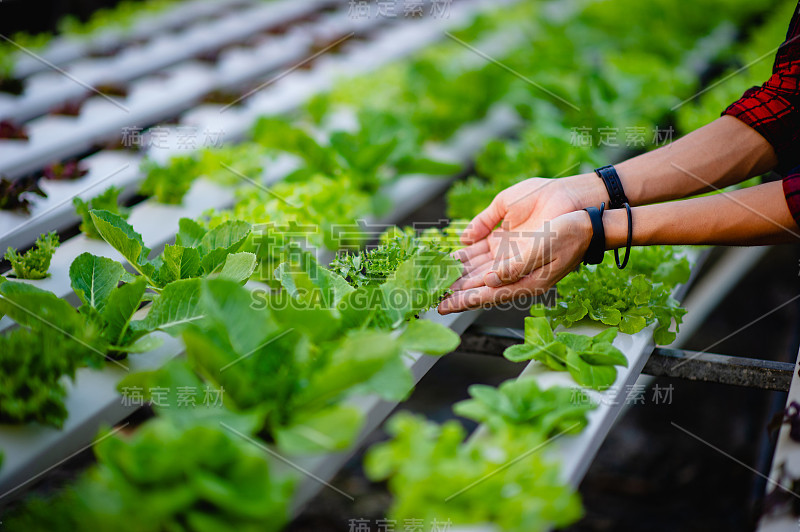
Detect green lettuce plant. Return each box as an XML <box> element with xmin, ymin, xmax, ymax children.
<box><xmin>4</xmin><ymin>231</ymin><xmax>59</xmax><ymax>279</ymax></box>
<box><xmin>503</xmin><ymin>317</ymin><xmax>628</xmax><ymax>390</ymax></box>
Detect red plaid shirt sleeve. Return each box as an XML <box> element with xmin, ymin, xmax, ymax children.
<box><xmin>723</xmin><ymin>3</ymin><xmax>800</xmax><ymax>225</ymax></box>
<box><xmin>784</xmin><ymin>167</ymin><xmax>800</xmax><ymax>226</ymax></box>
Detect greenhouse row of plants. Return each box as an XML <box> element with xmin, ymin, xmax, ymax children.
<box><xmin>1</xmin><ymin>0</ymin><xmax>798</xmax><ymax>530</ymax></box>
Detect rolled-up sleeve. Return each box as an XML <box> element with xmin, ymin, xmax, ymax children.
<box><xmin>723</xmin><ymin>6</ymin><xmax>800</xmax><ymax>224</ymax></box>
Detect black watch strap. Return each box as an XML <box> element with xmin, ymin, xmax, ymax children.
<box><xmin>582</xmin><ymin>202</ymin><xmax>606</xmax><ymax>265</ymax></box>
<box><xmin>594</xmin><ymin>165</ymin><xmax>629</xmax><ymax>210</ymax></box>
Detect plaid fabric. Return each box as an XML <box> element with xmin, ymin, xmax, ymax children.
<box><xmin>784</xmin><ymin>167</ymin><xmax>800</xmax><ymax>227</ymax></box>
<box><xmin>723</xmin><ymin>2</ymin><xmax>800</xmax><ymax>224</ymax></box>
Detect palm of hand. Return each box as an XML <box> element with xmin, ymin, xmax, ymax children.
<box><xmin>438</xmin><ymin>178</ymin><xmax>593</xmax><ymax>314</ymax></box>
<box><xmin>457</xmin><ymin>178</ymin><xmax>582</xmax><ymax>288</ymax></box>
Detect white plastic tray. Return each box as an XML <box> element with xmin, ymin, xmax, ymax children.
<box><xmin>2</xmin><ymin>0</ymin><xmax>330</xmax><ymax>123</ymax></box>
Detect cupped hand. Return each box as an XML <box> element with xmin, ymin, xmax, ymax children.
<box><xmin>438</xmin><ymin>207</ymin><xmax>594</xmax><ymax>315</ymax></box>
<box><xmin>458</xmin><ymin>176</ymin><xmax>595</xmax><ymax>249</ymax></box>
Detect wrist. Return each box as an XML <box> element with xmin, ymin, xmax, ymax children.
<box><xmin>579</xmin><ymin>209</ymin><xmax>594</xmax><ymax>253</ymax></box>
<box><xmin>604</xmin><ymin>207</ymin><xmax>638</xmax><ymax>248</ymax></box>
<box><xmin>553</xmin><ymin>210</ymin><xmax>594</xmax><ymax>247</ymax></box>
<box><xmin>563</xmin><ymin>173</ymin><xmax>611</xmax><ymax>210</ymax></box>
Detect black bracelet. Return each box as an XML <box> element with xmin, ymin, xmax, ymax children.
<box><xmin>614</xmin><ymin>202</ymin><xmax>632</xmax><ymax>269</ymax></box>
<box><xmin>582</xmin><ymin>202</ymin><xmax>606</xmax><ymax>265</ymax></box>
<box><xmin>594</xmin><ymin>165</ymin><xmax>629</xmax><ymax>210</ymax></box>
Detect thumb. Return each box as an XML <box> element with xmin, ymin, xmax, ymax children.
<box><xmin>485</xmin><ymin>236</ymin><xmax>555</xmax><ymax>287</ymax></box>
<box><xmin>461</xmin><ymin>195</ymin><xmax>506</xmax><ymax>245</ymax></box>
<box><xmin>484</xmin><ymin>254</ymin><xmax>532</xmax><ymax>287</ymax></box>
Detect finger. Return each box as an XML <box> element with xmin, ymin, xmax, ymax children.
<box><xmin>460</xmin><ymin>195</ymin><xmax>506</xmax><ymax>245</ymax></box>
<box><xmin>485</xmin><ymin>235</ymin><xmax>557</xmax><ymax>287</ymax></box>
<box><xmin>438</xmin><ymin>275</ymin><xmax>551</xmax><ymax>314</ymax></box>
<box><xmin>452</xmin><ymin>238</ymin><xmax>489</xmax><ymax>265</ymax></box>
<box><xmin>438</xmin><ymin>287</ymin><xmax>492</xmax><ymax>314</ymax></box>
<box><xmin>486</xmin><ymin>254</ymin><xmax>551</xmax><ymax>288</ymax></box>
<box><xmin>528</xmin><ymin>256</ymin><xmax>577</xmax><ymax>288</ymax></box>
<box><xmin>440</xmin><ymin>255</ymin><xmax>576</xmax><ymax>315</ymax></box>
<box><xmin>456</xmin><ymin>250</ymin><xmax>494</xmax><ymax>277</ymax></box>
<box><xmin>484</xmin><ymin>254</ymin><xmax>526</xmax><ymax>287</ymax></box>
<box><xmin>451</xmin><ymin>260</ymin><xmax>495</xmax><ymax>291</ymax></box>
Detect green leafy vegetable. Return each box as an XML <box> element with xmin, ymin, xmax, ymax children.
<box><xmin>0</xmin><ymin>279</ymin><xmax>102</xmax><ymax>427</ymax></box>
<box><xmin>6</xmin><ymin>421</ymin><xmax>294</xmax><ymax>532</ymax></box>
<box><xmin>73</xmin><ymin>186</ymin><xmax>129</xmax><ymax>239</ymax></box>
<box><xmin>90</xmin><ymin>209</ymin><xmax>156</xmax><ymax>282</ymax></box>
<box><xmin>252</xmin><ymin>111</ymin><xmax>460</xmax><ymax>201</ymax></box>
<box><xmin>377</xmin><ymin>250</ymin><xmax>463</xmax><ymax>329</ymax></box>
<box><xmin>504</xmin><ymin>317</ymin><xmax>627</xmax><ymax>390</ymax></box>
<box><xmin>68</xmin><ymin>253</ymin><xmax>153</xmax><ymax>354</ymax></box>
<box><xmin>134</xmin><ymin>278</ymin><xmax>202</xmax><ymax>335</ymax></box>
<box><xmin>329</xmin><ymin>226</ymin><xmax>457</xmax><ymax>289</ymax></box>
<box><xmin>139</xmin><ymin>155</ymin><xmax>200</xmax><ymax>205</ymax></box>
<box><xmin>546</xmin><ymin>246</ymin><xmax>690</xmax><ymax>344</ymax></box>
<box><xmin>4</xmin><ymin>231</ymin><xmax>59</xmax><ymax>279</ymax></box>
<box><xmin>0</xmin><ymin>279</ymin><xmax>88</xmax><ymax>337</ymax></box>
<box><xmin>365</xmin><ymin>412</ymin><xmax>583</xmax><ymax>532</ymax></box>
<box><xmin>398</xmin><ymin>318</ymin><xmax>460</xmax><ymax>356</ymax></box>
<box><xmin>275</xmin><ymin>249</ymin><xmax>355</xmax><ymax>308</ymax></box>
<box><xmin>0</xmin><ymin>326</ymin><xmax>91</xmax><ymax>427</ymax></box>
<box><xmin>89</xmin><ymin>212</ymin><xmax>253</xmax><ymax>290</ymax></box>
<box><xmin>176</xmin><ymin>278</ymin><xmax>403</xmax><ymax>453</ymax></box>
<box><xmin>454</xmin><ymin>377</ymin><xmax>595</xmax><ymax>436</ymax></box>
<box><xmin>69</xmin><ymin>252</ymin><xmax>127</xmax><ymax>312</ymax></box>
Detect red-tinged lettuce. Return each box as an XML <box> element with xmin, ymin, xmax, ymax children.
<box><xmin>0</xmin><ymin>119</ymin><xmax>28</xmax><ymax>140</ymax></box>
<box><xmin>43</xmin><ymin>160</ymin><xmax>88</xmax><ymax>181</ymax></box>
<box><xmin>0</xmin><ymin>176</ymin><xmax>46</xmax><ymax>214</ymax></box>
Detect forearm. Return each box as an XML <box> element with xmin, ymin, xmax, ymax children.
<box><xmin>603</xmin><ymin>180</ymin><xmax>799</xmax><ymax>247</ymax></box>
<box><xmin>565</xmin><ymin>115</ymin><xmax>778</xmax><ymax>208</ymax></box>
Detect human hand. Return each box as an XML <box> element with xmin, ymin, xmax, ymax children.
<box><xmin>437</xmin><ymin>209</ymin><xmax>594</xmax><ymax>314</ymax></box>
<box><xmin>436</xmin><ymin>174</ymin><xmax>606</xmax><ymax>314</ymax></box>
<box><xmin>458</xmin><ymin>174</ymin><xmax>604</xmax><ymax>249</ymax></box>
